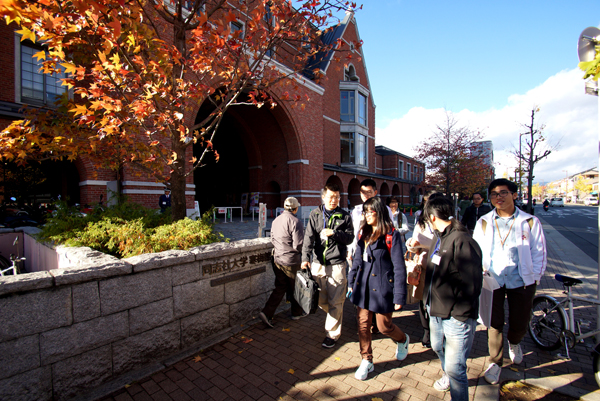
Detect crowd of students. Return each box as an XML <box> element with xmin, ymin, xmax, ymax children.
<box><xmin>259</xmin><ymin>178</ymin><xmax>547</xmax><ymax>401</ymax></box>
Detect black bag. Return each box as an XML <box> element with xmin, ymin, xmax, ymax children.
<box><xmin>294</xmin><ymin>268</ymin><xmax>320</xmax><ymax>315</ymax></box>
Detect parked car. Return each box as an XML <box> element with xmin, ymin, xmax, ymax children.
<box><xmin>550</xmin><ymin>197</ymin><xmax>565</xmax><ymax>207</ymax></box>
<box><xmin>584</xmin><ymin>196</ymin><xmax>599</xmax><ymax>206</ymax></box>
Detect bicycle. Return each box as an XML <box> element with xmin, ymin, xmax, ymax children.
<box><xmin>528</xmin><ymin>274</ymin><xmax>600</xmax><ymax>387</ymax></box>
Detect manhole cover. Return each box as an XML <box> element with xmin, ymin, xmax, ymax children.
<box><xmin>500</xmin><ymin>381</ymin><xmax>579</xmax><ymax>401</ymax></box>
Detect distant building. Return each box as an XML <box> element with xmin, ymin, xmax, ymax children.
<box><xmin>472</xmin><ymin>141</ymin><xmax>495</xmax><ymax>185</ymax></box>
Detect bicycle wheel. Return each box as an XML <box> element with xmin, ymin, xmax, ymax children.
<box><xmin>0</xmin><ymin>254</ymin><xmax>11</xmax><ymax>275</ymax></box>
<box><xmin>529</xmin><ymin>295</ymin><xmax>566</xmax><ymax>351</ymax></box>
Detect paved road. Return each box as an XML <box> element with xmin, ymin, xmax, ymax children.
<box><xmin>534</xmin><ymin>204</ymin><xmax>598</xmax><ymax>263</ymax></box>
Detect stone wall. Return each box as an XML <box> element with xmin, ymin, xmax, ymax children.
<box><xmin>0</xmin><ymin>238</ymin><xmax>275</xmax><ymax>401</ymax></box>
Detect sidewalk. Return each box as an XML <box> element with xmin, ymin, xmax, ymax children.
<box><xmin>95</xmin><ymin>214</ymin><xmax>600</xmax><ymax>401</ymax></box>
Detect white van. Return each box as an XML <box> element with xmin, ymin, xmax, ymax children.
<box><xmin>584</xmin><ymin>196</ymin><xmax>599</xmax><ymax>206</ymax></box>
<box><xmin>550</xmin><ymin>198</ymin><xmax>565</xmax><ymax>207</ymax></box>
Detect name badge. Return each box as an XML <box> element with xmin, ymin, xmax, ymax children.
<box><xmin>431</xmin><ymin>254</ymin><xmax>441</xmax><ymax>265</ymax></box>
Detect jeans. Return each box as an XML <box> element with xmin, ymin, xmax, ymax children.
<box><xmin>430</xmin><ymin>316</ymin><xmax>477</xmax><ymax>401</ymax></box>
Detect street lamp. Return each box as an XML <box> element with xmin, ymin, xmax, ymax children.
<box><xmin>562</xmin><ymin>170</ymin><xmax>568</xmax><ymax>198</ymax></box>
<box><xmin>577</xmin><ymin>27</ymin><xmax>600</xmax><ymax>340</ymax></box>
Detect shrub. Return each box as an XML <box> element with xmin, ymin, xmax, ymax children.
<box><xmin>37</xmin><ymin>201</ymin><xmax>225</xmax><ymax>258</ymax></box>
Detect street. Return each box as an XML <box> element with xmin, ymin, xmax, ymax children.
<box><xmin>534</xmin><ymin>203</ymin><xmax>599</xmax><ymax>263</ymax></box>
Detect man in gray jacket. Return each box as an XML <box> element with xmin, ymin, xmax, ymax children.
<box><xmin>259</xmin><ymin>197</ymin><xmax>305</xmax><ymax>328</ymax></box>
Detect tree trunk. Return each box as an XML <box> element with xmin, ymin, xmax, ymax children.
<box><xmin>170</xmin><ymin>139</ymin><xmax>187</xmax><ymax>221</ymax></box>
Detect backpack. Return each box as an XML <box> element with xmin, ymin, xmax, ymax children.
<box><xmin>359</xmin><ymin>228</ymin><xmax>395</xmax><ymax>253</ymax></box>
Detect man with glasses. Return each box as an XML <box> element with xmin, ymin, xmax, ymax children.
<box><xmin>473</xmin><ymin>178</ymin><xmax>547</xmax><ymax>385</ymax></box>
<box><xmin>302</xmin><ymin>183</ymin><xmax>354</xmax><ymax>348</ymax></box>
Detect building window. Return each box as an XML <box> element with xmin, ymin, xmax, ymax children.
<box><xmin>358</xmin><ymin>93</ymin><xmax>367</xmax><ymax>125</ymax></box>
<box><xmin>357</xmin><ymin>133</ymin><xmax>366</xmax><ymax>166</ymax></box>
<box><xmin>20</xmin><ymin>43</ymin><xmax>66</xmax><ymax>105</ymax></box>
<box><xmin>398</xmin><ymin>160</ymin><xmax>404</xmax><ymax>179</ymax></box>
<box><xmin>231</xmin><ymin>21</ymin><xmax>244</xmax><ymax>37</ymax></box>
<box><xmin>340</xmin><ymin>91</ymin><xmax>355</xmax><ymax>122</ymax></box>
<box><xmin>344</xmin><ymin>65</ymin><xmax>358</xmax><ymax>82</ymax></box>
<box><xmin>341</xmin><ymin>132</ymin><xmax>367</xmax><ymax>167</ymax></box>
<box><xmin>414</xmin><ymin>165</ymin><xmax>418</xmax><ymax>181</ymax></box>
<box><xmin>407</xmin><ymin>163</ymin><xmax>411</xmax><ymax>181</ymax></box>
<box><xmin>340</xmin><ymin>89</ymin><xmax>367</xmax><ymax>126</ymax></box>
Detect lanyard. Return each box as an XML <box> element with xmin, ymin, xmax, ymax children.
<box><xmin>430</xmin><ymin>237</ymin><xmax>440</xmax><ymax>259</ymax></box>
<box><xmin>494</xmin><ymin>217</ymin><xmax>515</xmax><ymax>248</ymax></box>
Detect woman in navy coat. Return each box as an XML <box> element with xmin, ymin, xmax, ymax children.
<box><xmin>347</xmin><ymin>197</ymin><xmax>409</xmax><ymax>381</ymax></box>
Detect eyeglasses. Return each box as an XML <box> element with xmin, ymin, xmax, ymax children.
<box><xmin>363</xmin><ymin>210</ymin><xmax>376</xmax><ymax>216</ymax></box>
<box><xmin>489</xmin><ymin>190</ymin><xmax>512</xmax><ymax>199</ymax></box>
<box><xmin>360</xmin><ymin>189</ymin><xmax>375</xmax><ymax>196</ymax></box>
<box><xmin>325</xmin><ymin>195</ymin><xmax>340</xmax><ymax>200</ymax></box>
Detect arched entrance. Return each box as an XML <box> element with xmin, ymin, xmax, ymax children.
<box><xmin>193</xmin><ymin>94</ymin><xmax>299</xmax><ymax>213</ymax></box>
<box><xmin>379</xmin><ymin>182</ymin><xmax>390</xmax><ymax>197</ymax></box>
<box><xmin>0</xmin><ymin>159</ymin><xmax>80</xmax><ymax>206</ymax></box>
<box><xmin>348</xmin><ymin>178</ymin><xmax>361</xmax><ymax>208</ymax></box>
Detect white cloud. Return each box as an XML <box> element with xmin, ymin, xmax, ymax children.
<box><xmin>376</xmin><ymin>68</ymin><xmax>599</xmax><ymax>183</ymax></box>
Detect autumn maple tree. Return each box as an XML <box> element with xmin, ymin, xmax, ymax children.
<box><xmin>0</xmin><ymin>0</ymin><xmax>360</xmax><ymax>220</ymax></box>
<box><xmin>414</xmin><ymin>111</ymin><xmax>489</xmax><ymax>198</ymax></box>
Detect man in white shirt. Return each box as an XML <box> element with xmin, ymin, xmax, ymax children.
<box><xmin>473</xmin><ymin>178</ymin><xmax>546</xmax><ymax>385</ymax></box>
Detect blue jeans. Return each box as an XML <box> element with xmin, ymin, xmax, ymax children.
<box><xmin>430</xmin><ymin>316</ymin><xmax>477</xmax><ymax>401</ymax></box>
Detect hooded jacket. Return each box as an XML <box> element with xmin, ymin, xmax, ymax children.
<box><xmin>301</xmin><ymin>205</ymin><xmax>354</xmax><ymax>266</ymax></box>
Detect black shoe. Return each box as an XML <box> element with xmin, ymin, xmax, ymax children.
<box><xmin>259</xmin><ymin>312</ymin><xmax>274</xmax><ymax>328</ymax></box>
<box><xmin>322</xmin><ymin>337</ymin><xmax>336</xmax><ymax>348</ymax></box>
<box><xmin>422</xmin><ymin>341</ymin><xmax>431</xmax><ymax>348</ymax></box>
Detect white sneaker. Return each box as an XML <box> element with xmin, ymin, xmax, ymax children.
<box><xmin>433</xmin><ymin>372</ymin><xmax>450</xmax><ymax>392</ymax></box>
<box><xmin>396</xmin><ymin>334</ymin><xmax>410</xmax><ymax>361</ymax></box>
<box><xmin>354</xmin><ymin>359</ymin><xmax>374</xmax><ymax>380</ymax></box>
<box><xmin>508</xmin><ymin>342</ymin><xmax>523</xmax><ymax>364</ymax></box>
<box><xmin>484</xmin><ymin>363</ymin><xmax>501</xmax><ymax>385</ymax></box>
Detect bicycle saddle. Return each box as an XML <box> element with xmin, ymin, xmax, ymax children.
<box><xmin>555</xmin><ymin>274</ymin><xmax>582</xmax><ymax>286</ymax></box>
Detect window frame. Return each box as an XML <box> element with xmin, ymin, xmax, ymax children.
<box><xmin>15</xmin><ymin>36</ymin><xmax>68</xmax><ymax>107</ymax></box>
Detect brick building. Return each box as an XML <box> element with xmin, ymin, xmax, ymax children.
<box><xmin>0</xmin><ymin>8</ymin><xmax>426</xmax><ymax>215</ymax></box>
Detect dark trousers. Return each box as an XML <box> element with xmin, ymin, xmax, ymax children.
<box><xmin>419</xmin><ymin>300</ymin><xmax>430</xmax><ymax>344</ymax></box>
<box><xmin>262</xmin><ymin>262</ymin><xmax>303</xmax><ymax>319</ymax></box>
<box><xmin>488</xmin><ymin>283</ymin><xmax>537</xmax><ymax>366</ymax></box>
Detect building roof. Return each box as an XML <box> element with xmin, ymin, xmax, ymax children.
<box><xmin>374</xmin><ymin>145</ymin><xmax>422</xmax><ymax>163</ymax></box>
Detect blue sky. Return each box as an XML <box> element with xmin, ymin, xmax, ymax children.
<box><xmin>349</xmin><ymin>1</ymin><xmax>600</xmax><ymax>183</ymax></box>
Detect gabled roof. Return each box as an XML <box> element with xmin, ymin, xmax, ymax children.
<box><xmin>303</xmin><ymin>11</ymin><xmax>352</xmax><ymax>79</ymax></box>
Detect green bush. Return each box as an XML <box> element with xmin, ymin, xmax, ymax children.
<box><xmin>37</xmin><ymin>201</ymin><xmax>225</xmax><ymax>258</ymax></box>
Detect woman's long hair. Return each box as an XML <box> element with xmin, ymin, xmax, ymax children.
<box><xmin>423</xmin><ymin>197</ymin><xmax>467</xmax><ymax>232</ymax></box>
<box><xmin>417</xmin><ymin>191</ymin><xmax>444</xmax><ymax>229</ymax></box>
<box><xmin>361</xmin><ymin>197</ymin><xmax>394</xmax><ymax>245</ymax></box>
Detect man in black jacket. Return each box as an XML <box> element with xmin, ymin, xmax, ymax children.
<box><xmin>301</xmin><ymin>183</ymin><xmax>354</xmax><ymax>348</ymax></box>
<box><xmin>460</xmin><ymin>192</ymin><xmax>492</xmax><ymax>234</ymax></box>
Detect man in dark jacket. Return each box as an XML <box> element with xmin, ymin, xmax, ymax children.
<box><xmin>460</xmin><ymin>192</ymin><xmax>492</xmax><ymax>234</ymax></box>
<box><xmin>423</xmin><ymin>197</ymin><xmax>483</xmax><ymax>400</ymax></box>
<box><xmin>258</xmin><ymin>197</ymin><xmax>304</xmax><ymax>328</ymax></box>
<box><xmin>301</xmin><ymin>183</ymin><xmax>354</xmax><ymax>348</ymax></box>
<box><xmin>158</xmin><ymin>189</ymin><xmax>171</xmax><ymax>213</ymax></box>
